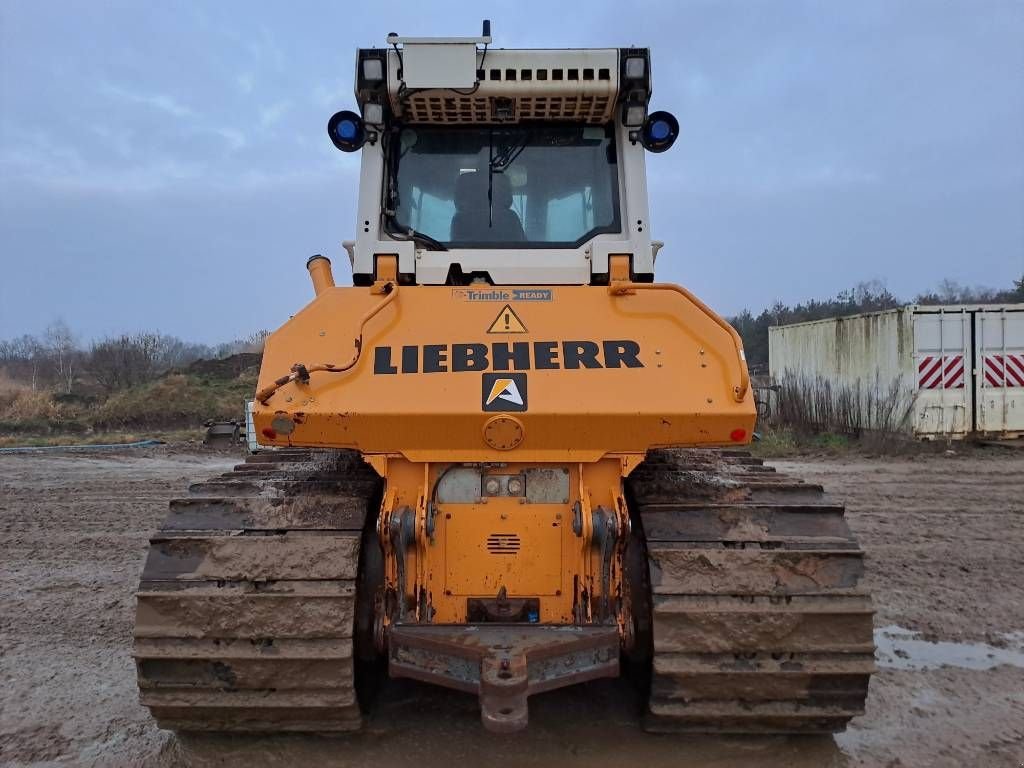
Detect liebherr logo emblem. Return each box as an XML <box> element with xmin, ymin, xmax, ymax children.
<box><xmin>482</xmin><ymin>373</ymin><xmax>528</xmax><ymax>412</ymax></box>
<box><xmin>486</xmin><ymin>378</ymin><xmax>524</xmax><ymax>406</ymax></box>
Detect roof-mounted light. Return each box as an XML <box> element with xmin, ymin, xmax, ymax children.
<box><xmin>619</xmin><ymin>48</ymin><xmax>651</xmax><ymax>92</ymax></box>
<box><xmin>361</xmin><ymin>57</ymin><xmax>385</xmax><ymax>83</ymax></box>
<box><xmin>355</xmin><ymin>49</ymin><xmax>389</xmax><ymax>126</ymax></box>
<box><xmin>619</xmin><ymin>48</ymin><xmax>652</xmax><ymax>129</ymax></box>
<box><xmin>624</xmin><ymin>55</ymin><xmax>646</xmax><ymax>80</ymax></box>
<box><xmin>327</xmin><ymin>110</ymin><xmax>366</xmax><ymax>152</ymax></box>
<box><xmin>640</xmin><ymin>110</ymin><xmax>679</xmax><ymax>153</ymax></box>
<box><xmin>362</xmin><ymin>102</ymin><xmax>384</xmax><ymax>126</ymax></box>
<box><xmin>622</xmin><ymin>101</ymin><xmax>647</xmax><ymax>128</ymax></box>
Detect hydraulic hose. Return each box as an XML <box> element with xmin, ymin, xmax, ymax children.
<box><xmin>255</xmin><ymin>283</ymin><xmax>399</xmax><ymax>404</ymax></box>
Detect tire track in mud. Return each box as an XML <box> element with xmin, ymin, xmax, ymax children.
<box><xmin>779</xmin><ymin>451</ymin><xmax>1024</xmax><ymax>767</ymax></box>
<box><xmin>2</xmin><ymin>448</ymin><xmax>1022</xmax><ymax>768</ymax></box>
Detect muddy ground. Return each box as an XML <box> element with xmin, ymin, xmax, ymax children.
<box><xmin>1</xmin><ymin>446</ymin><xmax>1022</xmax><ymax>768</ymax></box>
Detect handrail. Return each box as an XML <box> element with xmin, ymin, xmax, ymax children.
<box><xmin>609</xmin><ymin>281</ymin><xmax>750</xmax><ymax>402</ymax></box>
<box><xmin>256</xmin><ymin>283</ymin><xmax>399</xmax><ymax>404</ymax></box>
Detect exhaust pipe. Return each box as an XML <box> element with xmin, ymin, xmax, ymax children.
<box><xmin>306</xmin><ymin>254</ymin><xmax>335</xmax><ymax>296</ymax></box>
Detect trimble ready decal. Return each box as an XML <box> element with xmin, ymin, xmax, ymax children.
<box><xmin>373</xmin><ymin>340</ymin><xmax>643</xmax><ymax>374</ymax></box>
<box><xmin>451</xmin><ymin>288</ymin><xmax>553</xmax><ymax>302</ymax></box>
<box><xmin>483</xmin><ymin>373</ymin><xmax>527</xmax><ymax>412</ymax></box>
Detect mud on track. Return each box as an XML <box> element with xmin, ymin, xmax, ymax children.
<box><xmin>1</xmin><ymin>447</ymin><xmax>1022</xmax><ymax>767</ymax></box>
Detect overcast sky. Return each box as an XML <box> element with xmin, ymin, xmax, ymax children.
<box><xmin>1</xmin><ymin>1</ymin><xmax>1022</xmax><ymax>344</ymax></box>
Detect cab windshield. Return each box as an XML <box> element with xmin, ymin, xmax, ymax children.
<box><xmin>386</xmin><ymin>124</ymin><xmax>620</xmax><ymax>248</ymax></box>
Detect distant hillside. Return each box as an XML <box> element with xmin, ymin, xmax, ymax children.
<box><xmin>0</xmin><ymin>353</ymin><xmax>259</xmax><ymax>438</ymax></box>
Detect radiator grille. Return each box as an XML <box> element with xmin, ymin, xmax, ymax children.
<box><xmin>388</xmin><ymin>48</ymin><xmax>621</xmax><ymax>125</ymax></box>
<box><xmin>401</xmin><ymin>93</ymin><xmax>615</xmax><ymax>124</ymax></box>
<box><xmin>486</xmin><ymin>533</ymin><xmax>521</xmax><ymax>554</ymax></box>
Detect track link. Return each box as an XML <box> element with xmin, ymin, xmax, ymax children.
<box><xmin>627</xmin><ymin>449</ymin><xmax>874</xmax><ymax>734</ymax></box>
<box><xmin>133</xmin><ymin>449</ymin><xmax>381</xmax><ymax>733</ymax></box>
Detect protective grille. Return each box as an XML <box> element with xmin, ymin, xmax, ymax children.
<box><xmin>401</xmin><ymin>93</ymin><xmax>615</xmax><ymax>124</ymax></box>
<box><xmin>517</xmin><ymin>95</ymin><xmax>613</xmax><ymax>121</ymax></box>
<box><xmin>389</xmin><ymin>48</ymin><xmax>621</xmax><ymax>125</ymax></box>
<box><xmin>405</xmin><ymin>95</ymin><xmax>490</xmax><ymax>123</ymax></box>
<box><xmin>486</xmin><ymin>533</ymin><xmax>521</xmax><ymax>554</ymax></box>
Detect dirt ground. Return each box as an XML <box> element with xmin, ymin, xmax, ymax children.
<box><xmin>1</xmin><ymin>446</ymin><xmax>1022</xmax><ymax>768</ymax></box>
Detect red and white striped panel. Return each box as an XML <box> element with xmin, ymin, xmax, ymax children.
<box><xmin>983</xmin><ymin>354</ymin><xmax>1024</xmax><ymax>388</ymax></box>
<box><xmin>918</xmin><ymin>354</ymin><xmax>965</xmax><ymax>390</ymax></box>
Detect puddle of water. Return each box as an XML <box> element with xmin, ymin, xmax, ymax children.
<box><xmin>874</xmin><ymin>625</ymin><xmax>1024</xmax><ymax>671</ymax></box>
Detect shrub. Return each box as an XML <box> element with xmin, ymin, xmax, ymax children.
<box><xmin>771</xmin><ymin>372</ymin><xmax>915</xmax><ymax>446</ymax></box>
<box><xmin>0</xmin><ymin>387</ymin><xmax>61</xmax><ymax>423</ymax></box>
<box><xmin>91</xmin><ymin>372</ymin><xmax>254</xmax><ymax>430</ymax></box>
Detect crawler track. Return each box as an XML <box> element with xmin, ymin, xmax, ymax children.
<box><xmin>627</xmin><ymin>449</ymin><xmax>874</xmax><ymax>734</ymax></box>
<box><xmin>133</xmin><ymin>449</ymin><xmax>381</xmax><ymax>733</ymax></box>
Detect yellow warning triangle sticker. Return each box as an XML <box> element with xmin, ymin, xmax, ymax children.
<box><xmin>487</xmin><ymin>304</ymin><xmax>528</xmax><ymax>334</ymax></box>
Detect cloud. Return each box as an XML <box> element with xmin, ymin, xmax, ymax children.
<box><xmin>98</xmin><ymin>81</ymin><xmax>194</xmax><ymax>119</ymax></box>
<box><xmin>683</xmin><ymin>72</ymin><xmax>712</xmax><ymax>101</ymax></box>
<box><xmin>244</xmin><ymin>25</ymin><xmax>286</xmax><ymax>72</ymax></box>
<box><xmin>236</xmin><ymin>72</ymin><xmax>255</xmax><ymax>94</ymax></box>
<box><xmin>0</xmin><ymin>133</ymin><xmax>85</xmax><ymax>180</ymax></box>
<box><xmin>213</xmin><ymin>127</ymin><xmax>247</xmax><ymax>152</ymax></box>
<box><xmin>312</xmin><ymin>80</ymin><xmax>350</xmax><ymax>109</ymax></box>
<box><xmin>1</xmin><ymin>0</ymin><xmax>1020</xmax><ymax>343</ymax></box>
<box><xmin>6</xmin><ymin>162</ymin><xmax>199</xmax><ymax>195</ymax></box>
<box><xmin>259</xmin><ymin>101</ymin><xmax>291</xmax><ymax>128</ymax></box>
<box><xmin>90</xmin><ymin>123</ymin><xmax>136</xmax><ymax>159</ymax></box>
<box><xmin>797</xmin><ymin>164</ymin><xmax>879</xmax><ymax>189</ymax></box>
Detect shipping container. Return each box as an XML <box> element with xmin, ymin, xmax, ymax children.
<box><xmin>768</xmin><ymin>304</ymin><xmax>1024</xmax><ymax>438</ymax></box>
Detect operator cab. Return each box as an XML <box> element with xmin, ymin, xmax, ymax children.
<box><xmin>391</xmin><ymin>124</ymin><xmax>617</xmax><ymax>248</ymax></box>
<box><xmin>328</xmin><ymin>22</ymin><xmax>678</xmax><ymax>287</ymax></box>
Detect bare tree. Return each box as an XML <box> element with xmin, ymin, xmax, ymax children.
<box><xmin>86</xmin><ymin>332</ymin><xmax>213</xmax><ymax>391</ymax></box>
<box><xmin>0</xmin><ymin>335</ymin><xmax>47</xmax><ymax>389</ymax></box>
<box><xmin>215</xmin><ymin>329</ymin><xmax>271</xmax><ymax>358</ymax></box>
<box><xmin>916</xmin><ymin>277</ymin><xmax>1022</xmax><ymax>305</ymax></box>
<box><xmin>44</xmin><ymin>319</ymin><xmax>78</xmax><ymax>394</ymax></box>
<box><xmin>88</xmin><ymin>333</ymin><xmax>162</xmax><ymax>392</ymax></box>
<box><xmin>151</xmin><ymin>336</ymin><xmax>214</xmax><ymax>370</ymax></box>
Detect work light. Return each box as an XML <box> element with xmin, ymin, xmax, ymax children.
<box><xmin>327</xmin><ymin>110</ymin><xmax>366</xmax><ymax>152</ymax></box>
<box><xmin>640</xmin><ymin>110</ymin><xmax>679</xmax><ymax>152</ymax></box>
<box><xmin>362</xmin><ymin>57</ymin><xmax>385</xmax><ymax>82</ymax></box>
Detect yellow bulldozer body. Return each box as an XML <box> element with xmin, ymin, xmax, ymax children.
<box><xmin>133</xmin><ymin>28</ymin><xmax>873</xmax><ymax>737</ymax></box>
<box><xmin>252</xmin><ymin>256</ymin><xmax>754</xmax><ymax>629</ymax></box>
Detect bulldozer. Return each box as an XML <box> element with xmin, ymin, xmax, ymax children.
<box><xmin>134</xmin><ymin>23</ymin><xmax>873</xmax><ymax>735</ymax></box>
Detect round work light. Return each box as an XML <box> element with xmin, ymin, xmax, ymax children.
<box><xmin>640</xmin><ymin>111</ymin><xmax>679</xmax><ymax>153</ymax></box>
<box><xmin>327</xmin><ymin>110</ymin><xmax>366</xmax><ymax>152</ymax></box>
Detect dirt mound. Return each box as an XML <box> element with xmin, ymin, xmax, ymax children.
<box><xmin>185</xmin><ymin>353</ymin><xmax>262</xmax><ymax>379</ymax></box>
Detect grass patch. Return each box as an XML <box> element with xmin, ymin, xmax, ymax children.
<box><xmin>751</xmin><ymin>427</ymin><xmax>854</xmax><ymax>458</ymax></box>
<box><xmin>91</xmin><ymin>372</ymin><xmax>255</xmax><ymax>430</ymax></box>
<box><xmin>750</xmin><ymin>425</ymin><xmax>963</xmax><ymax>459</ymax></box>
<box><xmin>0</xmin><ymin>362</ymin><xmax>256</xmax><ymax>439</ymax></box>
<box><xmin>754</xmin><ymin>373</ymin><xmax>922</xmax><ymax>458</ymax></box>
<box><xmin>773</xmin><ymin>373</ymin><xmax>914</xmax><ymax>436</ymax></box>
<box><xmin>0</xmin><ymin>428</ymin><xmax>205</xmax><ymax>448</ymax></box>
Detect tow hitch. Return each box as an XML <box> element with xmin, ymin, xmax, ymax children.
<box><xmin>387</xmin><ymin>624</ymin><xmax>619</xmax><ymax>732</ymax></box>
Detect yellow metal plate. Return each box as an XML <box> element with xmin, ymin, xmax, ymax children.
<box><xmin>253</xmin><ymin>284</ymin><xmax>755</xmax><ymax>461</ymax></box>
<box><xmin>442</xmin><ymin>502</ymin><xmax>563</xmax><ymax>597</ymax></box>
